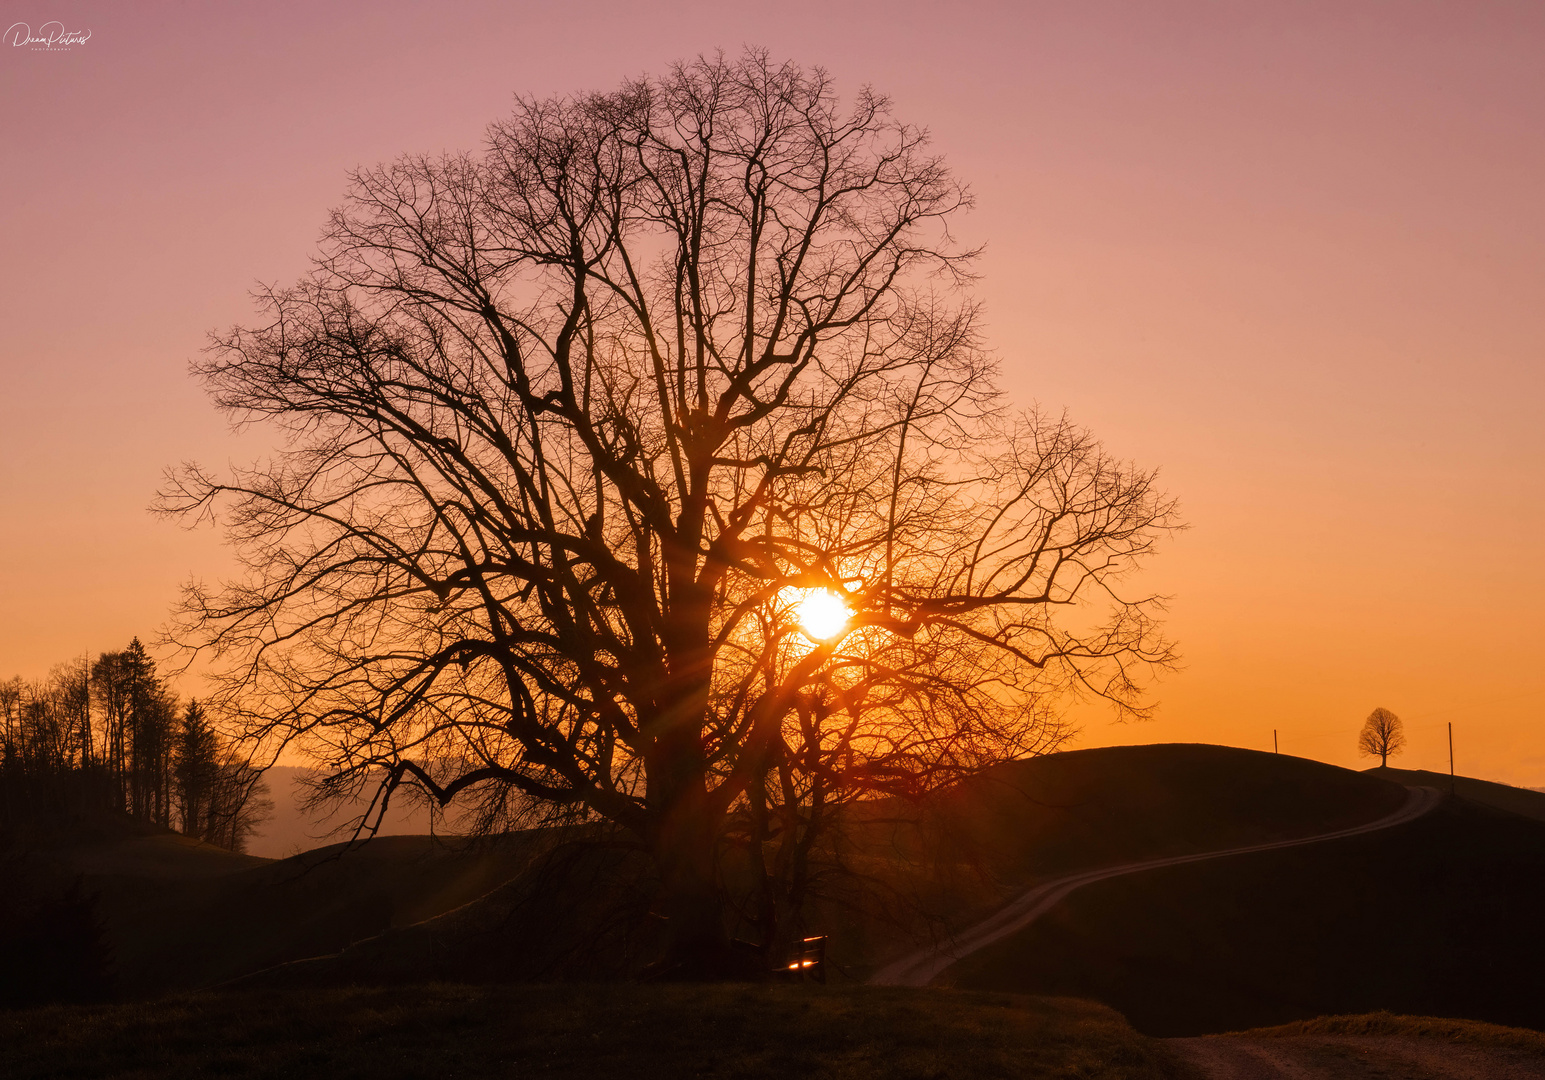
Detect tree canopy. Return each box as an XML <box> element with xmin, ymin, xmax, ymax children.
<box><xmin>161</xmin><ymin>50</ymin><xmax>1179</xmax><ymax>972</ymax></box>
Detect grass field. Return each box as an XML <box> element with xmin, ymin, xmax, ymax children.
<box><xmin>0</xmin><ymin>984</ymin><xmax>1189</xmax><ymax>1080</ymax></box>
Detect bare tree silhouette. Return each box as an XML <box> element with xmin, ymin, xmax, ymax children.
<box><xmin>159</xmin><ymin>49</ymin><xmax>1179</xmax><ymax>974</ymax></box>
<box><xmin>1358</xmin><ymin>707</ymin><xmax>1406</xmax><ymax>768</ymax></box>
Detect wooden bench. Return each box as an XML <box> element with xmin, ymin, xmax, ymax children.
<box><xmin>776</xmin><ymin>935</ymin><xmax>827</xmax><ymax>983</ymax></box>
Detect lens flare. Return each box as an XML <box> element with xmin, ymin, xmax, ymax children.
<box><xmin>793</xmin><ymin>588</ymin><xmax>851</xmax><ymax>642</ymax></box>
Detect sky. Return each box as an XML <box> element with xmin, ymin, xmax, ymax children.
<box><xmin>3</xmin><ymin>1</ymin><xmax>1542</xmax><ymax>784</ymax></box>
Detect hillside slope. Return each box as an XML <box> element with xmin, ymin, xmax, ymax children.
<box><xmin>243</xmin><ymin>766</ymin><xmax>436</xmax><ymax>859</ymax></box>
<box><xmin>16</xmin><ymin>831</ymin><xmax>561</xmax><ymax>997</ymax></box>
<box><xmin>4</xmin><ymin>743</ymin><xmax>1432</xmax><ymax>999</ymax></box>
<box><xmin>1370</xmin><ymin>765</ymin><xmax>1545</xmax><ymax>824</ymax></box>
<box><xmin>252</xmin><ymin>744</ymin><xmax>1416</xmax><ymax>988</ymax></box>
<box><xmin>946</xmin><ymin>795</ymin><xmax>1545</xmax><ymax>1035</ymax></box>
<box><xmin>829</xmin><ymin>743</ymin><xmax>1407</xmax><ymax>973</ymax></box>
<box><xmin>912</xmin><ymin>742</ymin><xmax>1408</xmax><ymax>879</ymax></box>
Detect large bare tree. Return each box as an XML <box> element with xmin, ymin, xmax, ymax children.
<box><xmin>160</xmin><ymin>50</ymin><xmax>1179</xmax><ymax>973</ymax></box>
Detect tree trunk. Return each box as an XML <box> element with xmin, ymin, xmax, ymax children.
<box><xmin>652</xmin><ymin>793</ymin><xmax>730</xmax><ymax>977</ymax></box>
<box><xmin>645</xmin><ymin>554</ymin><xmax>743</xmax><ymax>977</ymax></box>
<box><xmin>644</xmin><ymin>687</ymin><xmax>740</xmax><ymax>977</ymax></box>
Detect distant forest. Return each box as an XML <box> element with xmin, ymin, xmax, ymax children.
<box><xmin>0</xmin><ymin>639</ymin><xmax>271</xmax><ymax>852</ymax></box>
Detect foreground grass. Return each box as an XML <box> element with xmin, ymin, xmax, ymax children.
<box><xmin>1240</xmin><ymin>1010</ymin><xmax>1545</xmax><ymax>1051</ymax></box>
<box><xmin>0</xmin><ymin>982</ymin><xmax>1184</xmax><ymax>1080</ymax></box>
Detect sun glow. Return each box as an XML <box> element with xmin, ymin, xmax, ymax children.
<box><xmin>790</xmin><ymin>588</ymin><xmax>852</xmax><ymax>643</ymax></box>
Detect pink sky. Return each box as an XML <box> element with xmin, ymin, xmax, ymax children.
<box><xmin>3</xmin><ymin>1</ymin><xmax>1542</xmax><ymax>782</ymax></box>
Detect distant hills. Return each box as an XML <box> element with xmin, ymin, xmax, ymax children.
<box><xmin>244</xmin><ymin>765</ymin><xmax>436</xmax><ymax>858</ymax></box>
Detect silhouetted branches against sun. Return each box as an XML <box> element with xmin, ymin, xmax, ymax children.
<box><xmin>157</xmin><ymin>48</ymin><xmax>1180</xmax><ymax>974</ymax></box>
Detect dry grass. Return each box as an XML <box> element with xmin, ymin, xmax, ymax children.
<box><xmin>1240</xmin><ymin>1010</ymin><xmax>1545</xmax><ymax>1051</ymax></box>
<box><xmin>0</xmin><ymin>983</ymin><xmax>1187</xmax><ymax>1080</ymax></box>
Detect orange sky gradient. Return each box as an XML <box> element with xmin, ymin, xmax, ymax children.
<box><xmin>3</xmin><ymin>2</ymin><xmax>1541</xmax><ymax>783</ymax></box>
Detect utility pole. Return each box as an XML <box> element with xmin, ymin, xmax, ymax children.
<box><xmin>1273</xmin><ymin>729</ymin><xmax>1278</xmax><ymax>754</ymax></box>
<box><xmin>1448</xmin><ymin>721</ymin><xmax>1455</xmax><ymax>796</ymax></box>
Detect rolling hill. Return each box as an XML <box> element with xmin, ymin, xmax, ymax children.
<box><xmin>1370</xmin><ymin>765</ymin><xmax>1545</xmax><ymax>824</ymax></box>
<box><xmin>9</xmin><ymin>740</ymin><xmax>1538</xmax><ymax>1035</ymax></box>
<box><xmin>243</xmin><ymin>766</ymin><xmax>436</xmax><ymax>859</ymax></box>
<box><xmin>944</xmin><ymin>786</ymin><xmax>1545</xmax><ymax>1035</ymax></box>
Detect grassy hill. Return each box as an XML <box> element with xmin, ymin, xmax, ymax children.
<box><xmin>10</xmin><ymin>828</ymin><xmax>575</xmax><ymax>998</ymax></box>
<box><xmin>895</xmin><ymin>742</ymin><xmax>1406</xmax><ymax>880</ymax></box>
<box><xmin>5</xmin><ymin>742</ymin><xmax>1423</xmax><ymax>1001</ymax></box>
<box><xmin>10</xmin><ymin>740</ymin><xmax>1543</xmax><ymax>1069</ymax></box>
<box><xmin>240</xmin><ymin>743</ymin><xmax>1411</xmax><ymax>986</ymax></box>
<box><xmin>828</xmin><ymin>743</ymin><xmax>1407</xmax><ymax>976</ymax></box>
<box><xmin>944</xmin><ymin>794</ymin><xmax>1545</xmax><ymax>1035</ymax></box>
<box><xmin>18</xmin><ymin>744</ymin><xmax>1519</xmax><ymax>1009</ymax></box>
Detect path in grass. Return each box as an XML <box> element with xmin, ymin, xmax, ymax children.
<box><xmin>1169</xmin><ymin>1034</ymin><xmax>1545</xmax><ymax>1078</ymax></box>
<box><xmin>870</xmin><ymin>784</ymin><xmax>1443</xmax><ymax>988</ymax></box>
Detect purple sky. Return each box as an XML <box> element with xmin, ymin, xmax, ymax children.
<box><xmin>4</xmin><ymin>1</ymin><xmax>1542</xmax><ymax>781</ymax></box>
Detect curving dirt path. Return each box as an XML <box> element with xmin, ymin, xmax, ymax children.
<box><xmin>869</xmin><ymin>784</ymin><xmax>1443</xmax><ymax>987</ymax></box>
<box><xmin>1168</xmin><ymin>1034</ymin><xmax>1545</xmax><ymax>1079</ymax></box>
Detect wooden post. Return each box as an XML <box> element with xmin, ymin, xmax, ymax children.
<box><xmin>1273</xmin><ymin>729</ymin><xmax>1278</xmax><ymax>754</ymax></box>
<box><xmin>1448</xmin><ymin>721</ymin><xmax>1455</xmax><ymax>795</ymax></box>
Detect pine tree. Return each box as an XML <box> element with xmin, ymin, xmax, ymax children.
<box><xmin>174</xmin><ymin>699</ymin><xmax>220</xmax><ymax>838</ymax></box>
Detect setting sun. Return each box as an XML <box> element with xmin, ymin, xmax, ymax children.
<box><xmin>791</xmin><ymin>588</ymin><xmax>852</xmax><ymax>642</ymax></box>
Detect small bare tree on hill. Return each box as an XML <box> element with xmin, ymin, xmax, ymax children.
<box><xmin>1358</xmin><ymin>707</ymin><xmax>1405</xmax><ymax>768</ymax></box>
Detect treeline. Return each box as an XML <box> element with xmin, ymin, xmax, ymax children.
<box><xmin>0</xmin><ymin>639</ymin><xmax>270</xmax><ymax>852</ymax></box>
